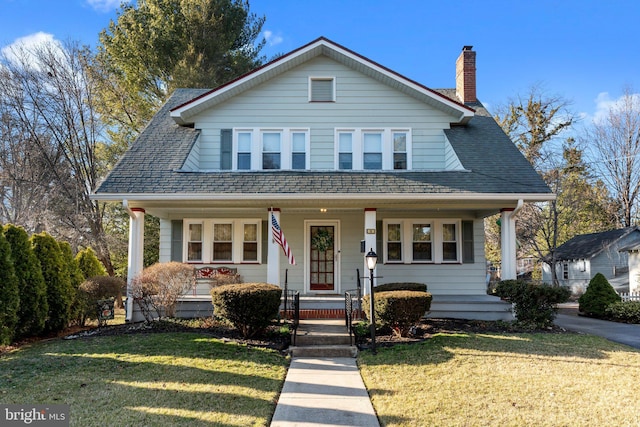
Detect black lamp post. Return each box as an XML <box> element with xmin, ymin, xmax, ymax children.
<box><xmin>365</xmin><ymin>248</ymin><xmax>378</xmax><ymax>354</ymax></box>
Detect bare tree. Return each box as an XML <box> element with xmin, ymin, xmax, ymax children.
<box><xmin>584</xmin><ymin>87</ymin><xmax>640</xmax><ymax>227</ymax></box>
<box><xmin>0</xmin><ymin>39</ymin><xmax>114</xmax><ymax>273</ymax></box>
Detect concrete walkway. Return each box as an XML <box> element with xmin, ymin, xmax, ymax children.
<box><xmin>554</xmin><ymin>313</ymin><xmax>640</xmax><ymax>349</ymax></box>
<box><xmin>270</xmin><ymin>357</ymin><xmax>380</xmax><ymax>427</ymax></box>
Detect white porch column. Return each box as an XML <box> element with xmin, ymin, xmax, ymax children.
<box><xmin>267</xmin><ymin>208</ymin><xmax>281</xmax><ymax>286</ymax></box>
<box><xmin>500</xmin><ymin>200</ymin><xmax>523</xmax><ymax>281</ymax></box>
<box><xmin>363</xmin><ymin>208</ymin><xmax>377</xmax><ymax>295</ymax></box>
<box><xmin>126</xmin><ymin>205</ymin><xmax>145</xmax><ymax>322</ymax></box>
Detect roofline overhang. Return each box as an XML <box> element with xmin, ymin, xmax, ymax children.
<box><xmin>91</xmin><ymin>192</ymin><xmax>555</xmax><ymax>203</ymax></box>
<box><xmin>169</xmin><ymin>37</ymin><xmax>475</xmax><ymax>125</ymax></box>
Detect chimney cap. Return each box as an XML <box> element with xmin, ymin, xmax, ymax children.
<box><xmin>462</xmin><ymin>45</ymin><xmax>474</xmax><ymax>51</ymax></box>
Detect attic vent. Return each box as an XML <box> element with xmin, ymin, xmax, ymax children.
<box><xmin>309</xmin><ymin>77</ymin><xmax>335</xmax><ymax>102</ymax></box>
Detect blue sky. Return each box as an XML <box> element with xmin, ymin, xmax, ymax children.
<box><xmin>0</xmin><ymin>0</ymin><xmax>638</xmax><ymax>123</ymax></box>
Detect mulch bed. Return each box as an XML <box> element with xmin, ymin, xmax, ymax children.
<box><xmin>2</xmin><ymin>316</ymin><xmax>572</xmax><ymax>356</ymax></box>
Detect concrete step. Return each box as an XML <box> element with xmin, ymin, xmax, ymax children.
<box><xmin>295</xmin><ymin>334</ymin><xmax>352</xmax><ymax>346</ymax></box>
<box><xmin>289</xmin><ymin>345</ymin><xmax>358</xmax><ymax>358</ymax></box>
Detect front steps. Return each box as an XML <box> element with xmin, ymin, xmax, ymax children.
<box><xmin>289</xmin><ymin>319</ymin><xmax>358</xmax><ymax>358</ymax></box>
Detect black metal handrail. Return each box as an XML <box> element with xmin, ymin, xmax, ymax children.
<box><xmin>344</xmin><ymin>268</ymin><xmax>364</xmax><ymax>345</ymax></box>
<box><xmin>282</xmin><ymin>269</ymin><xmax>300</xmax><ymax>345</ymax></box>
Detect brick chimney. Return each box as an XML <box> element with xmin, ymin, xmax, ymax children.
<box><xmin>455</xmin><ymin>46</ymin><xmax>476</xmax><ymax>104</ymax></box>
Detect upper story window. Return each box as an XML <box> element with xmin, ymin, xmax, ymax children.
<box><xmin>184</xmin><ymin>219</ymin><xmax>262</xmax><ymax>264</ymax></box>
<box><xmin>233</xmin><ymin>128</ymin><xmax>309</xmax><ymax>171</ymax></box>
<box><xmin>335</xmin><ymin>129</ymin><xmax>412</xmax><ymax>170</ymax></box>
<box><xmin>384</xmin><ymin>219</ymin><xmax>461</xmax><ymax>264</ymax></box>
<box><xmin>309</xmin><ymin>77</ymin><xmax>335</xmax><ymax>102</ymax></box>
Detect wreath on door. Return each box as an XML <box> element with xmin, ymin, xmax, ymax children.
<box><xmin>311</xmin><ymin>228</ymin><xmax>333</xmax><ymax>252</ymax></box>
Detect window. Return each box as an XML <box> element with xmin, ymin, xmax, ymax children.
<box><xmin>262</xmin><ymin>132</ymin><xmax>281</xmax><ymax>169</ymax></box>
<box><xmin>384</xmin><ymin>219</ymin><xmax>461</xmax><ymax>264</ymax></box>
<box><xmin>563</xmin><ymin>263</ymin><xmax>569</xmax><ymax>280</ymax></box>
<box><xmin>387</xmin><ymin>223</ymin><xmax>402</xmax><ymax>261</ymax></box>
<box><xmin>309</xmin><ymin>77</ymin><xmax>335</xmax><ymax>102</ymax></box>
<box><xmin>291</xmin><ymin>132</ymin><xmax>306</xmax><ymax>170</ymax></box>
<box><xmin>213</xmin><ymin>223</ymin><xmax>233</xmax><ymax>262</ymax></box>
<box><xmin>363</xmin><ymin>132</ymin><xmax>383</xmax><ymax>170</ymax></box>
<box><xmin>243</xmin><ymin>223</ymin><xmax>258</xmax><ymax>262</ymax></box>
<box><xmin>183</xmin><ymin>219</ymin><xmax>261</xmax><ymax>263</ymax></box>
<box><xmin>393</xmin><ymin>132</ymin><xmax>408</xmax><ymax>170</ymax></box>
<box><xmin>237</xmin><ymin>132</ymin><xmax>252</xmax><ymax>170</ymax></box>
<box><xmin>335</xmin><ymin>129</ymin><xmax>411</xmax><ymax>170</ymax></box>
<box><xmin>412</xmin><ymin>223</ymin><xmax>432</xmax><ymax>261</ymax></box>
<box><xmin>187</xmin><ymin>222</ymin><xmax>203</xmax><ymax>262</ymax></box>
<box><xmin>338</xmin><ymin>132</ymin><xmax>353</xmax><ymax>170</ymax></box>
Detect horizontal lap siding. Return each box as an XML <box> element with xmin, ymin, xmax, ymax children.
<box><xmin>192</xmin><ymin>57</ymin><xmax>456</xmax><ymax>170</ymax></box>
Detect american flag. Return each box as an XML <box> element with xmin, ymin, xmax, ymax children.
<box><xmin>271</xmin><ymin>212</ymin><xmax>296</xmax><ymax>265</ymax></box>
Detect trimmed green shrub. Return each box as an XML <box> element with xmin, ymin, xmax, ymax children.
<box><xmin>578</xmin><ymin>273</ymin><xmax>621</xmax><ymax>318</ymax></box>
<box><xmin>131</xmin><ymin>262</ymin><xmax>194</xmax><ymax>319</ymax></box>
<box><xmin>0</xmin><ymin>229</ymin><xmax>19</xmax><ymax>345</ymax></box>
<box><xmin>59</xmin><ymin>241</ymin><xmax>83</xmax><ymax>325</ymax></box>
<box><xmin>374</xmin><ymin>282</ymin><xmax>427</xmax><ymax>292</ymax></box>
<box><xmin>31</xmin><ymin>233</ymin><xmax>74</xmax><ymax>333</ymax></box>
<box><xmin>605</xmin><ymin>301</ymin><xmax>640</xmax><ymax>323</ymax></box>
<box><xmin>3</xmin><ymin>224</ymin><xmax>47</xmax><ymax>339</ymax></box>
<box><xmin>76</xmin><ymin>247</ymin><xmax>107</xmax><ymax>279</ymax></box>
<box><xmin>363</xmin><ymin>290</ymin><xmax>432</xmax><ymax>337</ymax></box>
<box><xmin>76</xmin><ymin>276</ymin><xmax>125</xmax><ymax>326</ymax></box>
<box><xmin>494</xmin><ymin>280</ymin><xmax>570</xmax><ymax>327</ymax></box>
<box><xmin>210</xmin><ymin>283</ymin><xmax>282</xmax><ymax>338</ymax></box>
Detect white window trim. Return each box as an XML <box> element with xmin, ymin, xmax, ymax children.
<box><xmin>183</xmin><ymin>218</ymin><xmax>262</xmax><ymax>264</ymax></box>
<box><xmin>383</xmin><ymin>219</ymin><xmax>462</xmax><ymax>264</ymax></box>
<box><xmin>232</xmin><ymin>128</ymin><xmax>310</xmax><ymax>171</ymax></box>
<box><xmin>334</xmin><ymin>128</ymin><xmax>412</xmax><ymax>170</ymax></box>
<box><xmin>308</xmin><ymin>76</ymin><xmax>336</xmax><ymax>102</ymax></box>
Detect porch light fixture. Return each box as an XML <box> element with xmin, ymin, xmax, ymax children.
<box><xmin>365</xmin><ymin>248</ymin><xmax>378</xmax><ymax>354</ymax></box>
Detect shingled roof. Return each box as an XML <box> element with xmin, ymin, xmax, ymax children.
<box><xmin>553</xmin><ymin>227</ymin><xmax>640</xmax><ymax>260</ymax></box>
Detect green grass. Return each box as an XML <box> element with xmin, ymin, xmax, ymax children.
<box><xmin>358</xmin><ymin>332</ymin><xmax>640</xmax><ymax>426</ymax></box>
<box><xmin>1</xmin><ymin>333</ymin><xmax>288</xmax><ymax>426</ymax></box>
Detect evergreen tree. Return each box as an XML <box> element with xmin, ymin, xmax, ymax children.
<box><xmin>31</xmin><ymin>233</ymin><xmax>73</xmax><ymax>333</ymax></box>
<box><xmin>3</xmin><ymin>224</ymin><xmax>47</xmax><ymax>338</ymax></box>
<box><xmin>0</xmin><ymin>228</ymin><xmax>19</xmax><ymax>344</ymax></box>
<box><xmin>76</xmin><ymin>247</ymin><xmax>107</xmax><ymax>280</ymax></box>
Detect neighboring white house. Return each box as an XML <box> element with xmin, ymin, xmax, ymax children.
<box><xmin>92</xmin><ymin>37</ymin><xmax>553</xmax><ymax>321</ymax></box>
<box><xmin>542</xmin><ymin>227</ymin><xmax>640</xmax><ymax>294</ymax></box>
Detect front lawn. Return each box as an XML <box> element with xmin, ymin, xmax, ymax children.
<box><xmin>359</xmin><ymin>332</ymin><xmax>640</xmax><ymax>426</ymax></box>
<box><xmin>0</xmin><ymin>332</ymin><xmax>288</xmax><ymax>426</ymax></box>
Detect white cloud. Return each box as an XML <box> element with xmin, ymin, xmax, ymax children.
<box><xmin>264</xmin><ymin>30</ymin><xmax>283</xmax><ymax>47</ymax></box>
<box><xmin>86</xmin><ymin>0</ymin><xmax>124</xmax><ymax>12</ymax></box>
<box><xmin>589</xmin><ymin>91</ymin><xmax>640</xmax><ymax>125</ymax></box>
<box><xmin>1</xmin><ymin>32</ymin><xmax>59</xmax><ymax>64</ymax></box>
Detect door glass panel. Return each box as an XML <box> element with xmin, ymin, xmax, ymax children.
<box><xmin>309</xmin><ymin>226</ymin><xmax>335</xmax><ymax>291</ymax></box>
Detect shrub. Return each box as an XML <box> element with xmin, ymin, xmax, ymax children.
<box><xmin>31</xmin><ymin>233</ymin><xmax>74</xmax><ymax>333</ymax></box>
<box><xmin>76</xmin><ymin>247</ymin><xmax>107</xmax><ymax>279</ymax></box>
<box><xmin>76</xmin><ymin>276</ymin><xmax>125</xmax><ymax>326</ymax></box>
<box><xmin>59</xmin><ymin>241</ymin><xmax>84</xmax><ymax>324</ymax></box>
<box><xmin>494</xmin><ymin>280</ymin><xmax>570</xmax><ymax>328</ymax></box>
<box><xmin>0</xmin><ymin>229</ymin><xmax>19</xmax><ymax>345</ymax></box>
<box><xmin>374</xmin><ymin>282</ymin><xmax>427</xmax><ymax>293</ymax></box>
<box><xmin>3</xmin><ymin>224</ymin><xmax>47</xmax><ymax>339</ymax></box>
<box><xmin>578</xmin><ymin>273</ymin><xmax>621</xmax><ymax>318</ymax></box>
<box><xmin>363</xmin><ymin>290</ymin><xmax>432</xmax><ymax>337</ymax></box>
<box><xmin>131</xmin><ymin>262</ymin><xmax>194</xmax><ymax>319</ymax></box>
<box><xmin>605</xmin><ymin>301</ymin><xmax>640</xmax><ymax>323</ymax></box>
<box><xmin>210</xmin><ymin>283</ymin><xmax>282</xmax><ymax>338</ymax></box>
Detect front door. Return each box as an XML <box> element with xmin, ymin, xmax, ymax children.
<box><xmin>308</xmin><ymin>223</ymin><xmax>339</xmax><ymax>292</ymax></box>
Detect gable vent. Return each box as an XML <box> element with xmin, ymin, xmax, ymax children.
<box><xmin>310</xmin><ymin>77</ymin><xmax>335</xmax><ymax>102</ymax></box>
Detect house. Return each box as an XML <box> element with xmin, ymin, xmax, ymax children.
<box><xmin>92</xmin><ymin>37</ymin><xmax>553</xmax><ymax>322</ymax></box>
<box><xmin>542</xmin><ymin>227</ymin><xmax>640</xmax><ymax>294</ymax></box>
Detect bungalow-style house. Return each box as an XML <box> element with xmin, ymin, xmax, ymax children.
<box><xmin>542</xmin><ymin>227</ymin><xmax>640</xmax><ymax>294</ymax></box>
<box><xmin>93</xmin><ymin>37</ymin><xmax>553</xmax><ymax>322</ymax></box>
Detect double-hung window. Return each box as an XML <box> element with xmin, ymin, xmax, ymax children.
<box><xmin>237</xmin><ymin>132</ymin><xmax>252</xmax><ymax>170</ymax></box>
<box><xmin>384</xmin><ymin>219</ymin><xmax>461</xmax><ymax>263</ymax></box>
<box><xmin>184</xmin><ymin>219</ymin><xmax>261</xmax><ymax>264</ymax></box>
<box><xmin>262</xmin><ymin>132</ymin><xmax>281</xmax><ymax>169</ymax></box>
<box><xmin>335</xmin><ymin>128</ymin><xmax>411</xmax><ymax>170</ymax></box>
<box><xmin>291</xmin><ymin>132</ymin><xmax>307</xmax><ymax>169</ymax></box>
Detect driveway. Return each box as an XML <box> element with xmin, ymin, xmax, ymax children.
<box><xmin>554</xmin><ymin>305</ymin><xmax>640</xmax><ymax>349</ymax></box>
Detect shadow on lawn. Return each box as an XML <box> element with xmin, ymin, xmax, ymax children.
<box><xmin>1</xmin><ymin>333</ymin><xmax>287</xmax><ymax>426</ymax></box>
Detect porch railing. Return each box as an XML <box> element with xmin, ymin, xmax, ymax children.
<box><xmin>282</xmin><ymin>269</ymin><xmax>300</xmax><ymax>345</ymax></box>
<box><xmin>344</xmin><ymin>268</ymin><xmax>363</xmax><ymax>345</ymax></box>
<box><xmin>619</xmin><ymin>292</ymin><xmax>640</xmax><ymax>302</ymax></box>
